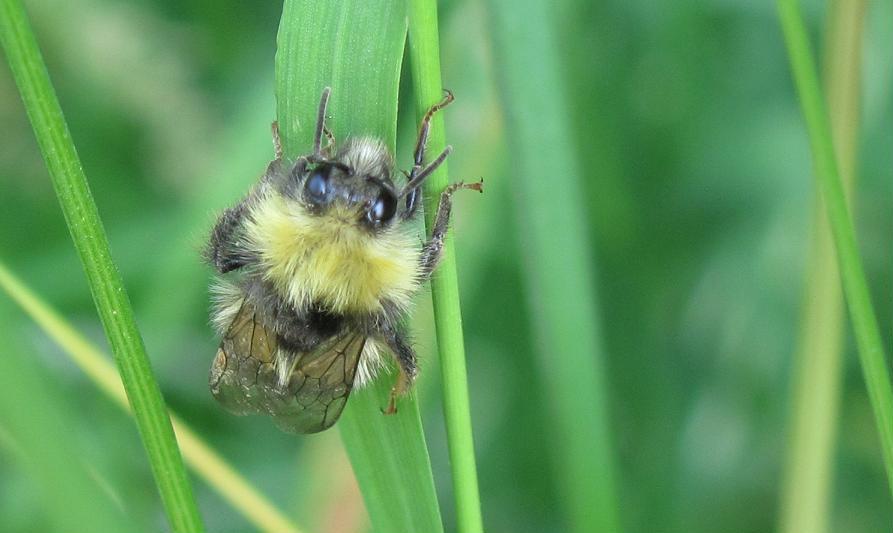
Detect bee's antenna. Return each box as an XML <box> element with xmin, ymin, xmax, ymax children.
<box><xmin>313</xmin><ymin>87</ymin><xmax>332</xmax><ymax>157</ymax></box>
<box><xmin>400</xmin><ymin>145</ymin><xmax>452</xmax><ymax>197</ymax></box>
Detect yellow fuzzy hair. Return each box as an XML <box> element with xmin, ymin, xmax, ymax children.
<box><xmin>243</xmin><ymin>192</ymin><xmax>420</xmax><ymax>315</ymax></box>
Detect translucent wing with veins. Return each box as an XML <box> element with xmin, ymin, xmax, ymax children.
<box><xmin>210</xmin><ymin>300</ymin><xmax>364</xmax><ymax>434</ymax></box>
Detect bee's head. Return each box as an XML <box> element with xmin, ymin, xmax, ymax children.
<box><xmin>286</xmin><ymin>138</ymin><xmax>400</xmax><ymax>231</ymax></box>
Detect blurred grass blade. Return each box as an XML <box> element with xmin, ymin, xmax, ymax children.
<box><xmin>276</xmin><ymin>2</ymin><xmax>443</xmax><ymax>532</ymax></box>
<box><xmin>778</xmin><ymin>0</ymin><xmax>866</xmax><ymax>531</ymax></box>
<box><xmin>406</xmin><ymin>1</ymin><xmax>484</xmax><ymax>532</ymax></box>
<box><xmin>0</xmin><ymin>261</ymin><xmax>302</xmax><ymax>533</ymax></box>
<box><xmin>0</xmin><ymin>301</ymin><xmax>134</xmax><ymax>533</ymax></box>
<box><xmin>778</xmin><ymin>0</ymin><xmax>893</xmax><ymax>498</ymax></box>
<box><xmin>486</xmin><ymin>0</ymin><xmax>622</xmax><ymax>532</ymax></box>
<box><xmin>0</xmin><ymin>1</ymin><xmax>204</xmax><ymax>530</ymax></box>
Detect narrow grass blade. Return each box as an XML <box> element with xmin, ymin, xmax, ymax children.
<box><xmin>778</xmin><ymin>0</ymin><xmax>866</xmax><ymax>530</ymax></box>
<box><xmin>0</xmin><ymin>261</ymin><xmax>302</xmax><ymax>533</ymax></box>
<box><xmin>406</xmin><ymin>1</ymin><xmax>484</xmax><ymax>532</ymax></box>
<box><xmin>485</xmin><ymin>0</ymin><xmax>622</xmax><ymax>532</ymax></box>
<box><xmin>778</xmin><ymin>0</ymin><xmax>893</xmax><ymax>498</ymax></box>
<box><xmin>276</xmin><ymin>2</ymin><xmax>443</xmax><ymax>531</ymax></box>
<box><xmin>0</xmin><ymin>1</ymin><xmax>204</xmax><ymax>530</ymax></box>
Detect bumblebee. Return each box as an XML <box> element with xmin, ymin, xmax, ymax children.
<box><xmin>205</xmin><ymin>87</ymin><xmax>481</xmax><ymax>434</ymax></box>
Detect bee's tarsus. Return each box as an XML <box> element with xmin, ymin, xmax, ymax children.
<box><xmin>313</xmin><ymin>86</ymin><xmax>332</xmax><ymax>157</ymax></box>
<box><xmin>271</xmin><ymin>121</ymin><xmax>283</xmax><ymax>160</ymax></box>
<box><xmin>322</xmin><ymin>125</ymin><xmax>336</xmax><ymax>155</ymax></box>
<box><xmin>432</xmin><ymin>89</ymin><xmax>454</xmax><ymax>113</ymax></box>
<box><xmin>466</xmin><ymin>182</ymin><xmax>484</xmax><ymax>193</ymax></box>
<box><xmin>451</xmin><ymin>179</ymin><xmax>484</xmax><ymax>194</ymax></box>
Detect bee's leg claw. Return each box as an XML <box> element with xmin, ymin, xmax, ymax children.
<box><xmin>383</xmin><ymin>399</ymin><xmax>398</xmax><ymax>415</ymax></box>
<box><xmin>312</xmin><ymin>87</ymin><xmax>332</xmax><ymax>157</ymax></box>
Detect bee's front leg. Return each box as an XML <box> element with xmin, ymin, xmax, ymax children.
<box><xmin>419</xmin><ymin>180</ymin><xmax>484</xmax><ymax>280</ymax></box>
<box><xmin>401</xmin><ymin>90</ymin><xmax>455</xmax><ymax>221</ymax></box>
<box><xmin>271</xmin><ymin>121</ymin><xmax>283</xmax><ymax>159</ymax></box>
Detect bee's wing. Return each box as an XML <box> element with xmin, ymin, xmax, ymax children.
<box><xmin>210</xmin><ymin>300</ymin><xmax>364</xmax><ymax>434</ymax></box>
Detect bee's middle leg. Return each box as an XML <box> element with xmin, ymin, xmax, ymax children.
<box><xmin>418</xmin><ymin>180</ymin><xmax>483</xmax><ymax>279</ymax></box>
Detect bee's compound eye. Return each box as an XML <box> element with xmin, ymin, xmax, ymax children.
<box><xmin>367</xmin><ymin>190</ymin><xmax>397</xmax><ymax>226</ymax></box>
<box><xmin>304</xmin><ymin>165</ymin><xmax>331</xmax><ymax>205</ymax></box>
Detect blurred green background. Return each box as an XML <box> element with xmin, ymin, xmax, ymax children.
<box><xmin>1</xmin><ymin>0</ymin><xmax>891</xmax><ymax>532</ymax></box>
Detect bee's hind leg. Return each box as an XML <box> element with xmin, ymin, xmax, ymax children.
<box><xmin>379</xmin><ymin>327</ymin><xmax>418</xmax><ymax>415</ymax></box>
<box><xmin>418</xmin><ymin>180</ymin><xmax>484</xmax><ymax>280</ymax></box>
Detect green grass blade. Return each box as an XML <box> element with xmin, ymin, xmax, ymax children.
<box><xmin>778</xmin><ymin>0</ymin><xmax>893</xmax><ymax>498</ymax></box>
<box><xmin>406</xmin><ymin>1</ymin><xmax>484</xmax><ymax>532</ymax></box>
<box><xmin>778</xmin><ymin>0</ymin><xmax>866</xmax><ymax>530</ymax></box>
<box><xmin>276</xmin><ymin>0</ymin><xmax>406</xmax><ymax>148</ymax></box>
<box><xmin>485</xmin><ymin>1</ymin><xmax>622</xmax><ymax>531</ymax></box>
<box><xmin>276</xmin><ymin>2</ymin><xmax>443</xmax><ymax>531</ymax></box>
<box><xmin>0</xmin><ymin>261</ymin><xmax>302</xmax><ymax>533</ymax></box>
<box><xmin>0</xmin><ymin>1</ymin><xmax>203</xmax><ymax>530</ymax></box>
<box><xmin>337</xmin><ymin>379</ymin><xmax>443</xmax><ymax>532</ymax></box>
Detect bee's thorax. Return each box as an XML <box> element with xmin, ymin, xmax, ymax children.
<box><xmin>243</xmin><ymin>192</ymin><xmax>419</xmax><ymax>314</ymax></box>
